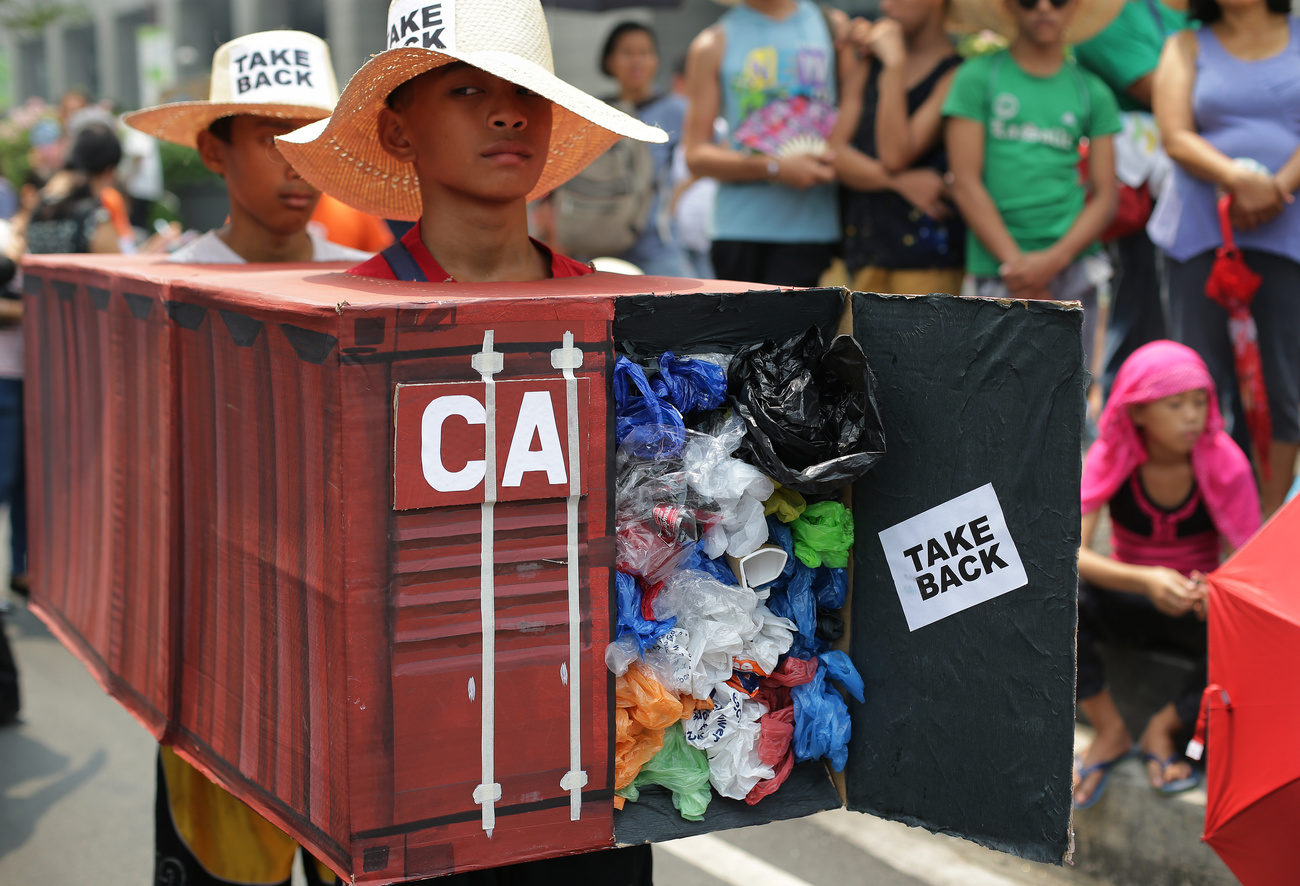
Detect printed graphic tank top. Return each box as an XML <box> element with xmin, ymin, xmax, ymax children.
<box><xmin>715</xmin><ymin>0</ymin><xmax>839</xmax><ymax>244</ymax></box>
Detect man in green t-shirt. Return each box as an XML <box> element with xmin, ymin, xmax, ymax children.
<box><xmin>1075</xmin><ymin>0</ymin><xmax>1188</xmax><ymax>395</ymax></box>
<box><xmin>943</xmin><ymin>0</ymin><xmax>1121</xmax><ymax>372</ymax></box>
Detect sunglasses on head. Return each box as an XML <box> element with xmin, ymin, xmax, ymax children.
<box><xmin>1016</xmin><ymin>0</ymin><xmax>1070</xmax><ymax>9</ymax></box>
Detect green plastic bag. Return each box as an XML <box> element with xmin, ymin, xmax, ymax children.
<box><xmin>791</xmin><ymin>501</ymin><xmax>854</xmax><ymax>568</ymax></box>
<box><xmin>617</xmin><ymin>722</ymin><xmax>712</xmax><ymax>820</ymax></box>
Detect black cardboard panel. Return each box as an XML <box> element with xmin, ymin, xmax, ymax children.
<box><xmin>613</xmin><ymin>289</ymin><xmax>844</xmax><ymax>358</ymax></box>
<box><xmin>613</xmin><ymin>761</ymin><xmax>841</xmax><ymax>845</ymax></box>
<box><xmin>847</xmin><ymin>293</ymin><xmax>1083</xmax><ymax>864</ymax></box>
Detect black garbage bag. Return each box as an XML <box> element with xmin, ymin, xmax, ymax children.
<box><xmin>729</xmin><ymin>326</ymin><xmax>885</xmax><ymax>495</ymax></box>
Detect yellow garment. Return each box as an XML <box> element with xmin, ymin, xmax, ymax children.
<box><xmin>160</xmin><ymin>745</ymin><xmax>303</xmax><ymax>885</ymax></box>
<box><xmin>851</xmin><ymin>266</ymin><xmax>965</xmax><ymax>298</ymax></box>
<box><xmin>764</xmin><ymin>483</ymin><xmax>807</xmax><ymax>523</ymax></box>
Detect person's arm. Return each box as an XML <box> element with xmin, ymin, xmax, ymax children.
<box><xmin>1079</xmin><ymin>508</ymin><xmax>1204</xmax><ymax>616</ymax></box>
<box><xmin>684</xmin><ymin>26</ymin><xmax>835</xmax><ymax>188</ymax></box>
<box><xmin>1126</xmin><ymin>71</ymin><xmax>1154</xmax><ymax>109</ymax></box>
<box><xmin>874</xmin><ymin>30</ymin><xmax>958</xmax><ymax>173</ymax></box>
<box><xmin>1154</xmin><ymin>30</ymin><xmax>1286</xmax><ymax>229</ymax></box>
<box><xmin>89</xmin><ymin>219</ymin><xmax>121</xmax><ymax>254</ymax></box>
<box><xmin>828</xmin><ymin>28</ymin><xmax>894</xmax><ymax>192</ymax></box>
<box><xmin>946</xmin><ymin>116</ymin><xmax>1030</xmax><ymax>284</ymax></box>
<box><xmin>1000</xmin><ymin>134</ymin><xmax>1119</xmax><ymax>296</ymax></box>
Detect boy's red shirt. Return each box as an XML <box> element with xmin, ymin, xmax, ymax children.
<box><xmin>347</xmin><ymin>221</ymin><xmax>594</xmax><ymax>281</ymax></box>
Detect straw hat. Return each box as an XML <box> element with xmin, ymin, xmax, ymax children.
<box><xmin>123</xmin><ymin>31</ymin><xmax>339</xmax><ymax>149</ymax></box>
<box><xmin>946</xmin><ymin>0</ymin><xmax>1126</xmax><ymax>43</ymax></box>
<box><xmin>276</xmin><ymin>0</ymin><xmax>668</xmax><ymax>221</ymax></box>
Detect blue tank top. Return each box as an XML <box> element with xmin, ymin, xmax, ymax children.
<box><xmin>714</xmin><ymin>0</ymin><xmax>840</xmax><ymax>244</ymax></box>
<box><xmin>1148</xmin><ymin>19</ymin><xmax>1300</xmax><ymax>263</ymax></box>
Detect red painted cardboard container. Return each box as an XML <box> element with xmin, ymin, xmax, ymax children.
<box><xmin>22</xmin><ymin>256</ymin><xmax>1085</xmax><ymax>883</ymax></box>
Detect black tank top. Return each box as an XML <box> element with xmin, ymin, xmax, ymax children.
<box><xmin>842</xmin><ymin>55</ymin><xmax>966</xmax><ymax>273</ymax></box>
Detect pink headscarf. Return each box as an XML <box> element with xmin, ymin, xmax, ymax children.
<box><xmin>1081</xmin><ymin>340</ymin><xmax>1260</xmax><ymax>550</ymax></box>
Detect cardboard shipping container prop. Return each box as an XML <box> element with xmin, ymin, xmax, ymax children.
<box><xmin>22</xmin><ymin>255</ymin><xmax>1084</xmax><ymax>882</ymax></box>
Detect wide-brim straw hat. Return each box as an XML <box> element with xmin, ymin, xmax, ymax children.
<box><xmin>276</xmin><ymin>0</ymin><xmax>668</xmax><ymax>221</ymax></box>
<box><xmin>123</xmin><ymin>31</ymin><xmax>339</xmax><ymax>149</ymax></box>
<box><xmin>946</xmin><ymin>0</ymin><xmax>1126</xmax><ymax>43</ymax></box>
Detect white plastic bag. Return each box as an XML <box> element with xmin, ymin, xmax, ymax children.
<box><xmin>682</xmin><ymin>417</ymin><xmax>775</xmax><ymax>560</ymax></box>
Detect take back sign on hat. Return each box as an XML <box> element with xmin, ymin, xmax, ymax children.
<box><xmin>277</xmin><ymin>0</ymin><xmax>667</xmax><ymax>221</ymax></box>
<box><xmin>123</xmin><ymin>30</ymin><xmax>339</xmax><ymax>150</ymax></box>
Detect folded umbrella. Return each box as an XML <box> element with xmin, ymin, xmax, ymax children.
<box><xmin>1204</xmin><ymin>194</ymin><xmax>1270</xmax><ymax>478</ymax></box>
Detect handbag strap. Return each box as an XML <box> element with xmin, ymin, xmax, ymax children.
<box><xmin>1142</xmin><ymin>0</ymin><xmax>1170</xmax><ymax>38</ymax></box>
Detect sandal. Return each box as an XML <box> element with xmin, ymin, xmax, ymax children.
<box><xmin>1141</xmin><ymin>752</ymin><xmax>1201</xmax><ymax>794</ymax></box>
<box><xmin>1073</xmin><ymin>745</ymin><xmax>1133</xmax><ymax>810</ymax></box>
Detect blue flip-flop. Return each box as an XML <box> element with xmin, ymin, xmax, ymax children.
<box><xmin>1073</xmin><ymin>746</ymin><xmax>1133</xmax><ymax>810</ymax></box>
<box><xmin>1141</xmin><ymin>752</ymin><xmax>1201</xmax><ymax>794</ymax></box>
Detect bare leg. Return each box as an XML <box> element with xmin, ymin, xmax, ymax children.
<box><xmin>1075</xmin><ymin>689</ymin><xmax>1133</xmax><ymax>806</ymax></box>
<box><xmin>1138</xmin><ymin>702</ymin><xmax>1193</xmax><ymax>789</ymax></box>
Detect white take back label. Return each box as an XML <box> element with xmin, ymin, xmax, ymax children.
<box><xmin>388</xmin><ymin>0</ymin><xmax>456</xmax><ymax>50</ymax></box>
<box><xmin>226</xmin><ymin>34</ymin><xmax>332</xmax><ymax>105</ymax></box>
<box><xmin>878</xmin><ymin>483</ymin><xmax>1028</xmax><ymax>631</ymax></box>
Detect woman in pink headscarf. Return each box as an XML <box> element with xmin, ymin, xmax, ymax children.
<box><xmin>1072</xmin><ymin>340</ymin><xmax>1259</xmax><ymax>809</ymax></box>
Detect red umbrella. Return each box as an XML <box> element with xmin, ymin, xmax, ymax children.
<box><xmin>1190</xmin><ymin>496</ymin><xmax>1300</xmax><ymax>883</ymax></box>
<box><xmin>1204</xmin><ymin>194</ymin><xmax>1271</xmax><ymax>478</ymax></box>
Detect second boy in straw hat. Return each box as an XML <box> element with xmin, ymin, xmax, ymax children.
<box><xmin>277</xmin><ymin>0</ymin><xmax>666</xmax><ymax>285</ymax></box>
<box><xmin>123</xmin><ymin>30</ymin><xmax>369</xmax><ymax>886</ymax></box>
<box><xmin>124</xmin><ymin>30</ymin><xmax>369</xmax><ymax>265</ymax></box>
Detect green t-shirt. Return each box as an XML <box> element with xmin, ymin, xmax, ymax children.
<box><xmin>1075</xmin><ymin>0</ymin><xmax>1188</xmax><ymax>112</ymax></box>
<box><xmin>942</xmin><ymin>51</ymin><xmax>1121</xmax><ymax>278</ymax></box>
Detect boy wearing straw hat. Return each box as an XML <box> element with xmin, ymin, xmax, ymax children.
<box><xmin>274</xmin><ymin>1</ymin><xmax>662</xmax><ymax>882</ymax></box>
<box><xmin>122</xmin><ymin>31</ymin><xmax>368</xmax><ymax>886</ymax></box>
<box><xmin>277</xmin><ymin>0</ymin><xmax>666</xmax><ymax>286</ymax></box>
<box><xmin>942</xmin><ymin>0</ymin><xmax>1122</xmax><ymax>339</ymax></box>
<box><xmin>124</xmin><ymin>31</ymin><xmax>370</xmax><ymax>265</ymax></box>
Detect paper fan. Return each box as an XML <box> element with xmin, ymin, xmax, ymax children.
<box><xmin>734</xmin><ymin>95</ymin><xmax>838</xmax><ymax>158</ymax></box>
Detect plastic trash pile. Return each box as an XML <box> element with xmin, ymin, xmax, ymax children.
<box><xmin>607</xmin><ymin>331</ymin><xmax>885</xmax><ymax>820</ymax></box>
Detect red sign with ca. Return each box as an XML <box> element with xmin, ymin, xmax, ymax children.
<box><xmin>393</xmin><ymin>378</ymin><xmax>589</xmax><ymax>510</ymax></box>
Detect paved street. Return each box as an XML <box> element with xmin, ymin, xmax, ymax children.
<box><xmin>0</xmin><ymin>599</ymin><xmax>1112</xmax><ymax>886</ymax></box>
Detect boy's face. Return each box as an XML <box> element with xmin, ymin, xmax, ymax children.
<box><xmin>197</xmin><ymin>115</ymin><xmax>322</xmax><ymax>237</ymax></box>
<box><xmin>1006</xmin><ymin>0</ymin><xmax>1077</xmax><ymax>47</ymax></box>
<box><xmin>379</xmin><ymin>63</ymin><xmax>552</xmax><ymax>204</ymax></box>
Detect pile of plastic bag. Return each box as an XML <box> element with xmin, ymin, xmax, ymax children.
<box><xmin>608</xmin><ymin>334</ymin><xmax>882</xmax><ymax>819</ymax></box>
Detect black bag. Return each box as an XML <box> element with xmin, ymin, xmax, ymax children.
<box><xmin>729</xmin><ymin>326</ymin><xmax>886</xmax><ymax>495</ymax></box>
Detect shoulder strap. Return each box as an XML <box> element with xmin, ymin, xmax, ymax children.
<box><xmin>1141</xmin><ymin>0</ymin><xmax>1170</xmax><ymax>38</ymax></box>
<box><xmin>380</xmin><ymin>240</ymin><xmax>428</xmax><ymax>282</ymax></box>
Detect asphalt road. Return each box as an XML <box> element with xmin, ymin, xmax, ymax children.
<box><xmin>0</xmin><ymin>599</ymin><xmax>1111</xmax><ymax>886</ymax></box>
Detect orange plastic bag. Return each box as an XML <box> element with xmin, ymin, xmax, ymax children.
<box><xmin>615</xmin><ymin>662</ymin><xmax>694</xmax><ymax>796</ymax></box>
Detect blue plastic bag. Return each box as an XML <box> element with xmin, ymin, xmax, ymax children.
<box><xmin>682</xmin><ymin>547</ymin><xmax>739</xmax><ymax>586</ymax></box>
<box><xmin>614</xmin><ymin>356</ymin><xmax>685</xmax><ymax>459</ymax></box>
<box><xmin>812</xmin><ymin>567</ymin><xmax>848</xmax><ymax>609</ymax></box>
<box><xmin>764</xmin><ymin>518</ymin><xmax>827</xmax><ymax>658</ymax></box>
<box><xmin>819</xmin><ymin>649</ymin><xmax>865</xmax><ymax>703</ymax></box>
<box><xmin>791</xmin><ymin>651</ymin><xmax>865</xmax><ymax>772</ymax></box>
<box><xmin>615</xmin><ymin>571</ymin><xmax>677</xmax><ymax>654</ymax></box>
<box><xmin>650</xmin><ymin>352</ymin><xmax>727</xmax><ymax>416</ymax></box>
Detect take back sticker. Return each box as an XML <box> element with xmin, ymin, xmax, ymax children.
<box><xmin>388</xmin><ymin>0</ymin><xmax>456</xmax><ymax>50</ymax></box>
<box><xmin>877</xmin><ymin>483</ymin><xmax>1028</xmax><ymax>631</ymax></box>
<box><xmin>226</xmin><ymin>33</ymin><xmax>331</xmax><ymax>104</ymax></box>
